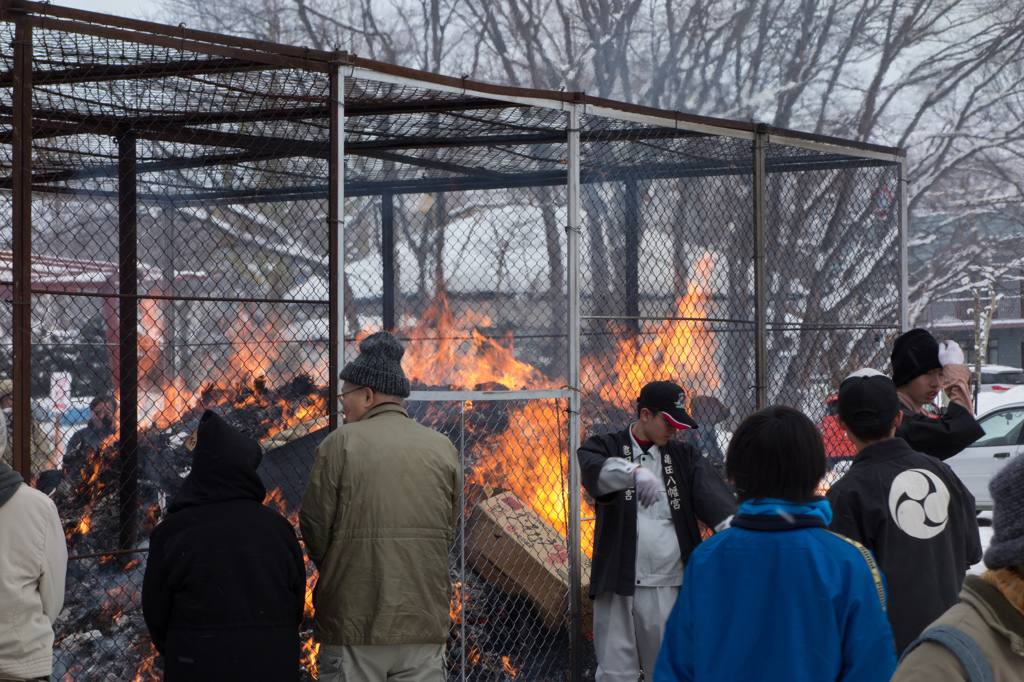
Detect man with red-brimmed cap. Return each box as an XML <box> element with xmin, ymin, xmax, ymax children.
<box><xmin>577</xmin><ymin>380</ymin><xmax>736</xmax><ymax>682</ymax></box>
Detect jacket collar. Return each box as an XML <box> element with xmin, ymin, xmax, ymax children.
<box><xmin>361</xmin><ymin>402</ymin><xmax>409</xmax><ymax>421</ymax></box>
<box><xmin>962</xmin><ymin>574</ymin><xmax>1024</xmax><ymax>658</ymax></box>
<box><xmin>852</xmin><ymin>436</ymin><xmax>918</xmax><ymax>466</ymax></box>
<box><xmin>0</xmin><ymin>460</ymin><xmax>23</xmax><ymax>508</ymax></box>
<box><xmin>731</xmin><ymin>497</ymin><xmax>833</xmax><ymax>530</ymax></box>
<box><xmin>628</xmin><ymin>423</ymin><xmax>661</xmax><ymax>459</ymax></box>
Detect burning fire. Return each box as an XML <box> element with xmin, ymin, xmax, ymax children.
<box><xmin>468</xmin><ymin>400</ymin><xmax>594</xmax><ymax>557</ymax></box>
<box><xmin>587</xmin><ymin>252</ymin><xmax>719</xmax><ymax>406</ymax></box>
<box><xmin>501</xmin><ymin>655</ymin><xmax>519</xmax><ymax>677</ymax></box>
<box><xmin>265</xmin><ymin>395</ymin><xmax>329</xmax><ymax>439</ymax></box>
<box><xmin>130</xmin><ymin>640</ymin><xmax>158</xmax><ymax>682</ymax></box>
<box><xmin>265</xmin><ymin>487</ymin><xmax>320</xmax><ymax>677</ymax></box>
<box><xmin>400</xmin><ymin>295</ymin><xmax>552</xmax><ymax>391</ymax></box>
<box><xmin>450</xmin><ymin>581</ymin><xmax>464</xmax><ymax>623</ymax></box>
<box><xmin>64</xmin><ymin>431</ymin><xmax>119</xmax><ymax>544</ymax></box>
<box><xmin>60</xmin><ymin>249</ymin><xmax>719</xmax><ymax>679</ymax></box>
<box><xmin>388</xmin><ymin>294</ymin><xmax>598</xmax><ymax>555</ymax></box>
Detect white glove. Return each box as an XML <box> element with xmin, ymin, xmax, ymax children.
<box><xmin>938</xmin><ymin>340</ymin><xmax>964</xmax><ymax>366</ymax></box>
<box><xmin>634</xmin><ymin>467</ymin><xmax>661</xmax><ymax>508</ymax></box>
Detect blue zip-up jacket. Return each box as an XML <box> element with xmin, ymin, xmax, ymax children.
<box><xmin>654</xmin><ymin>498</ymin><xmax>897</xmax><ymax>682</ymax></box>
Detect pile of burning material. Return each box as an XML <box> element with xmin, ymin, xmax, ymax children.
<box><xmin>49</xmin><ymin>268</ymin><xmax>726</xmax><ymax>680</ymax></box>
<box><xmin>447</xmin><ymin>562</ymin><xmax>594</xmax><ymax>681</ymax></box>
<box><xmin>50</xmin><ymin>374</ymin><xmax>328</xmax><ymax>682</ymax></box>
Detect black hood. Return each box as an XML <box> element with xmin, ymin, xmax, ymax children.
<box><xmin>0</xmin><ymin>460</ymin><xmax>23</xmax><ymax>508</ymax></box>
<box><xmin>169</xmin><ymin>410</ymin><xmax>266</xmax><ymax>513</ymax></box>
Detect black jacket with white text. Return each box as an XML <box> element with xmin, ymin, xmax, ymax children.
<box><xmin>577</xmin><ymin>426</ymin><xmax>735</xmax><ymax>598</ymax></box>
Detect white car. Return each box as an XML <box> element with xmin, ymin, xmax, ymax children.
<box><xmin>978</xmin><ymin>364</ymin><xmax>1024</xmax><ymax>390</ymax></box>
<box><xmin>945</xmin><ymin>401</ymin><xmax>1024</xmax><ymax>509</ymax></box>
<box><xmin>974</xmin><ymin>365</ymin><xmax>1024</xmax><ymax>416</ymax></box>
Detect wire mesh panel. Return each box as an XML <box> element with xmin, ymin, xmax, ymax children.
<box><xmin>763</xmin><ymin>141</ymin><xmax>902</xmax><ymax>487</ymax></box>
<box><xmin>578</xmin><ymin>117</ymin><xmax>754</xmax><ymax>477</ymax></box>
<box><xmin>343</xmin><ymin>186</ymin><xmax>569</xmax><ymax>383</ymax></box>
<box><xmin>0</xmin><ymin>20</ymin><xmax>333</xmax><ymax>680</ymax></box>
<box><xmin>406</xmin><ymin>395</ymin><xmax>574</xmax><ymax>682</ymax></box>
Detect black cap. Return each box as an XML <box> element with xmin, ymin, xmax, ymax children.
<box><xmin>637</xmin><ymin>381</ymin><xmax>698</xmax><ymax>429</ymax></box>
<box><xmin>837</xmin><ymin>369</ymin><xmax>900</xmax><ymax>431</ymax></box>
<box><xmin>891</xmin><ymin>328</ymin><xmax>941</xmax><ymax>388</ymax></box>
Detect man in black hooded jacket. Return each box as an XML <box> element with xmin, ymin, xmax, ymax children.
<box><xmin>142</xmin><ymin>410</ymin><xmax>306</xmax><ymax>681</ymax></box>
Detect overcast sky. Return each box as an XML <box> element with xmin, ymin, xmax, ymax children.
<box><xmin>57</xmin><ymin>0</ymin><xmax>164</xmax><ymax>21</ymax></box>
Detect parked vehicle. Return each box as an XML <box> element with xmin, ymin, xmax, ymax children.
<box><xmin>945</xmin><ymin>401</ymin><xmax>1024</xmax><ymax>510</ymax></box>
<box><xmin>978</xmin><ymin>364</ymin><xmax>1024</xmax><ymax>391</ymax></box>
<box><xmin>975</xmin><ymin>364</ymin><xmax>1024</xmax><ymax>416</ymax></box>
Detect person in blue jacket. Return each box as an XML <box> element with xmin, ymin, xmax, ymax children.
<box><xmin>654</xmin><ymin>405</ymin><xmax>897</xmax><ymax>682</ymax></box>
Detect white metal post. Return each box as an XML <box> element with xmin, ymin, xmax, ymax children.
<box><xmin>898</xmin><ymin>156</ymin><xmax>910</xmax><ymax>332</ymax></box>
<box><xmin>329</xmin><ymin>59</ymin><xmax>346</xmax><ymax>428</ymax></box>
<box><xmin>566</xmin><ymin>103</ymin><xmax>583</xmax><ymax>682</ymax></box>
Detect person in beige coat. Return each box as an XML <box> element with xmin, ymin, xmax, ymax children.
<box><xmin>300</xmin><ymin>331</ymin><xmax>461</xmax><ymax>682</ymax></box>
<box><xmin>0</xmin><ymin>408</ymin><xmax>67</xmax><ymax>680</ymax></box>
<box><xmin>892</xmin><ymin>452</ymin><xmax>1024</xmax><ymax>681</ymax></box>
<box><xmin>0</xmin><ymin>379</ymin><xmax>55</xmax><ymax>481</ymax></box>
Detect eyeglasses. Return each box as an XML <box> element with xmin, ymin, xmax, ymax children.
<box><xmin>339</xmin><ymin>386</ymin><xmax>367</xmax><ymax>399</ymax></box>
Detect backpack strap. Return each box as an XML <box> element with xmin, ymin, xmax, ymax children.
<box><xmin>900</xmin><ymin>625</ymin><xmax>995</xmax><ymax>682</ymax></box>
<box><xmin>827</xmin><ymin>531</ymin><xmax>886</xmax><ymax>612</ymax></box>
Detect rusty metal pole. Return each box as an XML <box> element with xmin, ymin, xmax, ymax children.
<box><xmin>10</xmin><ymin>5</ymin><xmax>33</xmax><ymax>481</ymax></box>
<box><xmin>118</xmin><ymin>130</ymin><xmax>139</xmax><ymax>552</ymax></box>
<box><xmin>625</xmin><ymin>177</ymin><xmax>641</xmax><ymax>339</ymax></box>
<box><xmin>328</xmin><ymin>56</ymin><xmax>345</xmax><ymax>430</ymax></box>
<box><xmin>382</xmin><ymin>192</ymin><xmax>395</xmax><ymax>332</ymax></box>
<box><xmin>753</xmin><ymin>127</ymin><xmax>768</xmax><ymax>410</ymax></box>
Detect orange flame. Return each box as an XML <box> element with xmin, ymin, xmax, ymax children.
<box><xmin>265</xmin><ymin>487</ymin><xmax>320</xmax><ymax>677</ymax></box>
<box><xmin>587</xmin><ymin>252</ymin><xmax>719</xmax><ymax>405</ymax></box>
<box><xmin>65</xmin><ymin>432</ymin><xmax>120</xmax><ymax>543</ymax></box>
<box><xmin>130</xmin><ymin>639</ymin><xmax>158</xmax><ymax>682</ymax></box>
<box><xmin>469</xmin><ymin>401</ymin><xmax>594</xmax><ymax>557</ymax></box>
<box><xmin>450</xmin><ymin>581</ymin><xmax>464</xmax><ymax>623</ymax></box>
<box><xmin>400</xmin><ymin>296</ymin><xmax>551</xmax><ymax>390</ymax></box>
<box><xmin>502</xmin><ymin>655</ymin><xmax>519</xmax><ymax>677</ymax></box>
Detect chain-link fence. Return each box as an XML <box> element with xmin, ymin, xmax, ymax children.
<box><xmin>0</xmin><ymin>4</ymin><xmax>903</xmax><ymax>680</ymax></box>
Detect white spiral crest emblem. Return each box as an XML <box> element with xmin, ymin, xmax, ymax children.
<box><xmin>888</xmin><ymin>468</ymin><xmax>950</xmax><ymax>539</ymax></box>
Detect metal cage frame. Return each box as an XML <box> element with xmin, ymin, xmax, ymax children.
<box><xmin>0</xmin><ymin>1</ymin><xmax>907</xmax><ymax>679</ymax></box>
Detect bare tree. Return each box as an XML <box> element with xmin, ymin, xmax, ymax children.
<box><xmin>158</xmin><ymin>0</ymin><xmax>1024</xmax><ymax>407</ymax></box>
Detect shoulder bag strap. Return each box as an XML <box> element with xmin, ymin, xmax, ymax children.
<box><xmin>900</xmin><ymin>625</ymin><xmax>994</xmax><ymax>682</ymax></box>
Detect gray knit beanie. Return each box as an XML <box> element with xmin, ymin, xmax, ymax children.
<box><xmin>339</xmin><ymin>331</ymin><xmax>411</xmax><ymax>398</ymax></box>
<box><xmin>983</xmin><ymin>453</ymin><xmax>1024</xmax><ymax>569</ymax></box>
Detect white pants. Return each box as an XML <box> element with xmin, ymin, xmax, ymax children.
<box><xmin>593</xmin><ymin>586</ymin><xmax>680</xmax><ymax>682</ymax></box>
<box><xmin>317</xmin><ymin>643</ymin><xmax>445</xmax><ymax>682</ymax></box>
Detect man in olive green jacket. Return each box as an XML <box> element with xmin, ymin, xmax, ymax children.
<box><xmin>300</xmin><ymin>331</ymin><xmax>461</xmax><ymax>682</ymax></box>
